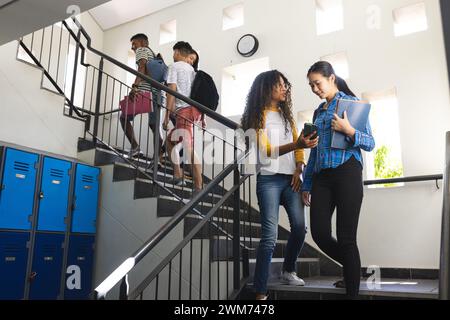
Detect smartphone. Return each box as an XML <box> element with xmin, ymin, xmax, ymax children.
<box><xmin>303</xmin><ymin>123</ymin><xmax>318</xmax><ymax>139</ymax></box>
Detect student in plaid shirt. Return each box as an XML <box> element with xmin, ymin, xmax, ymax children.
<box><xmin>301</xmin><ymin>61</ymin><xmax>375</xmax><ymax>299</ymax></box>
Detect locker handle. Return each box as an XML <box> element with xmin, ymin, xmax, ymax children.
<box><xmin>39</xmin><ymin>192</ymin><xmax>44</xmax><ymax>200</ymax></box>
<box><xmin>29</xmin><ymin>272</ymin><xmax>38</xmax><ymax>282</ymax></box>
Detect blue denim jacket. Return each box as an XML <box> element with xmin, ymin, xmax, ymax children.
<box><xmin>302</xmin><ymin>92</ymin><xmax>375</xmax><ymax>192</ymax></box>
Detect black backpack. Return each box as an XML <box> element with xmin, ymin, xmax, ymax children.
<box><xmin>190</xmin><ymin>71</ymin><xmax>219</xmax><ymax>111</ymax></box>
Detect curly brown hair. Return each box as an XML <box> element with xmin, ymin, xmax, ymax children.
<box><xmin>240</xmin><ymin>70</ymin><xmax>296</xmax><ymax>135</ymax></box>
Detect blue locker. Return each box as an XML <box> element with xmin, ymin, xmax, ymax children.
<box><xmin>29</xmin><ymin>233</ymin><xmax>65</xmax><ymax>300</ymax></box>
<box><xmin>0</xmin><ymin>148</ymin><xmax>39</xmax><ymax>230</ymax></box>
<box><xmin>71</xmin><ymin>164</ymin><xmax>100</xmax><ymax>234</ymax></box>
<box><xmin>64</xmin><ymin>235</ymin><xmax>95</xmax><ymax>300</ymax></box>
<box><xmin>0</xmin><ymin>232</ymin><xmax>30</xmax><ymax>300</ymax></box>
<box><xmin>37</xmin><ymin>157</ymin><xmax>72</xmax><ymax>232</ymax></box>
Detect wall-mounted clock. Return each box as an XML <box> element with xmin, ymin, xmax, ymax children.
<box><xmin>237</xmin><ymin>34</ymin><xmax>259</xmax><ymax>57</ymax></box>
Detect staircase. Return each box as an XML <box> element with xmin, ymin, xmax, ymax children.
<box><xmin>13</xmin><ymin>17</ymin><xmax>441</xmax><ymax>300</ymax></box>
<box><xmin>76</xmin><ymin>142</ymin><xmax>439</xmax><ymax>300</ymax></box>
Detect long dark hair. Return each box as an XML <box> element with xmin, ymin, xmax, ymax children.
<box><xmin>241</xmin><ymin>70</ymin><xmax>295</xmax><ymax>135</ymax></box>
<box><xmin>307</xmin><ymin>61</ymin><xmax>357</xmax><ymax>98</ymax></box>
<box><xmin>191</xmin><ymin>49</ymin><xmax>199</xmax><ymax>72</ymax></box>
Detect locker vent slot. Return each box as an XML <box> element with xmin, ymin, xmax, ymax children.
<box><xmin>77</xmin><ymin>245</ymin><xmax>90</xmax><ymax>256</ymax></box>
<box><xmin>42</xmin><ymin>244</ymin><xmax>58</xmax><ymax>256</ymax></box>
<box><xmin>4</xmin><ymin>244</ymin><xmax>20</xmax><ymax>255</ymax></box>
<box><xmin>50</xmin><ymin>169</ymin><xmax>64</xmax><ymax>178</ymax></box>
<box><xmin>82</xmin><ymin>175</ymin><xmax>94</xmax><ymax>183</ymax></box>
<box><xmin>14</xmin><ymin>161</ymin><xmax>30</xmax><ymax>172</ymax></box>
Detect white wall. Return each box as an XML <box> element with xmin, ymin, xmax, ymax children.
<box><xmin>101</xmin><ymin>0</ymin><xmax>450</xmax><ymax>269</ymax></box>
<box><xmin>0</xmin><ymin>12</ymin><xmax>104</xmax><ymax>158</ymax></box>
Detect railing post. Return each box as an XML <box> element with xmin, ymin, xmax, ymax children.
<box><xmin>93</xmin><ymin>58</ymin><xmax>104</xmax><ymax>143</ymax></box>
<box><xmin>119</xmin><ymin>275</ymin><xmax>129</xmax><ymax>300</ymax></box>
<box><xmin>233</xmin><ymin>136</ymin><xmax>241</xmax><ymax>290</ymax></box>
<box><xmin>440</xmin><ymin>132</ymin><xmax>450</xmax><ymax>300</ymax></box>
<box><xmin>153</xmin><ymin>89</ymin><xmax>162</xmax><ymax>192</ymax></box>
<box><xmin>69</xmin><ymin>29</ymin><xmax>81</xmax><ymax>117</ymax></box>
<box><xmin>242</xmin><ymin>248</ymin><xmax>250</xmax><ymax>278</ymax></box>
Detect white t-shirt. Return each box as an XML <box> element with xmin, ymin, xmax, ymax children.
<box><xmin>167</xmin><ymin>61</ymin><xmax>196</xmax><ymax>110</ymax></box>
<box><xmin>260</xmin><ymin>110</ymin><xmax>298</xmax><ymax>175</ymax></box>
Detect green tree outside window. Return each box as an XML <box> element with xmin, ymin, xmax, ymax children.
<box><xmin>374</xmin><ymin>145</ymin><xmax>403</xmax><ymax>187</ymax></box>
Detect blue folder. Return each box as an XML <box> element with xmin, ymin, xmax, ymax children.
<box><xmin>331</xmin><ymin>99</ymin><xmax>371</xmax><ymax>150</ymax></box>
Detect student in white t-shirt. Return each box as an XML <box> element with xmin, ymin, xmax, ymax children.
<box><xmin>163</xmin><ymin>41</ymin><xmax>203</xmax><ymax>194</ymax></box>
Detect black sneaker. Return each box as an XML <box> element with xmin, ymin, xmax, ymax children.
<box><xmin>333</xmin><ymin>279</ymin><xmax>345</xmax><ymax>288</ymax></box>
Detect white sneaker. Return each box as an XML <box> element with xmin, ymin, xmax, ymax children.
<box><xmin>130</xmin><ymin>146</ymin><xmax>141</xmax><ymax>157</ymax></box>
<box><xmin>280</xmin><ymin>271</ymin><xmax>305</xmax><ymax>286</ymax></box>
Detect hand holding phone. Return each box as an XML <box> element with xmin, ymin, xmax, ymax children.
<box><xmin>303</xmin><ymin>123</ymin><xmax>318</xmax><ymax>139</ymax></box>
<box><xmin>297</xmin><ymin>123</ymin><xmax>319</xmax><ymax>149</ymax></box>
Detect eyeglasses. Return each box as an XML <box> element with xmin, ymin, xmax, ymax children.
<box><xmin>275</xmin><ymin>83</ymin><xmax>288</xmax><ymax>90</ymax></box>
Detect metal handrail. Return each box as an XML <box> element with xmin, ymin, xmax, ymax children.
<box><xmin>128</xmin><ymin>174</ymin><xmax>251</xmax><ymax>300</ymax></box>
<box><xmin>364</xmin><ymin>174</ymin><xmax>443</xmax><ymax>186</ymax></box>
<box><xmin>82</xmin><ymin>63</ymin><xmax>239</xmax><ymax>149</ymax></box>
<box><xmin>94</xmin><ymin>149</ymin><xmax>251</xmax><ymax>299</ymax></box>
<box><xmin>58</xmin><ymin>20</ymin><xmax>244</xmax><ymax>151</ymax></box>
<box><xmin>71</xmin><ymin>18</ymin><xmax>239</xmax><ymax>130</ymax></box>
<box><xmin>17</xmin><ymin>40</ymin><xmax>89</xmax><ymax>123</ymax></box>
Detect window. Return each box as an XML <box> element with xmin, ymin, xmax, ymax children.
<box><xmin>362</xmin><ymin>88</ymin><xmax>404</xmax><ymax>187</ymax></box>
<box><xmin>315</xmin><ymin>0</ymin><xmax>344</xmax><ymax>35</ymax></box>
<box><xmin>393</xmin><ymin>2</ymin><xmax>428</xmax><ymax>37</ymax></box>
<box><xmin>321</xmin><ymin>51</ymin><xmax>350</xmax><ymax>80</ymax></box>
<box><xmin>223</xmin><ymin>3</ymin><xmax>244</xmax><ymax>31</ymax></box>
<box><xmin>221</xmin><ymin>57</ymin><xmax>270</xmax><ymax>117</ymax></box>
<box><xmin>160</xmin><ymin>19</ymin><xmax>176</xmax><ymax>45</ymax></box>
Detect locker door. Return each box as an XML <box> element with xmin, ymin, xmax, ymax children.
<box><xmin>0</xmin><ymin>232</ymin><xmax>30</xmax><ymax>300</ymax></box>
<box><xmin>0</xmin><ymin>148</ymin><xmax>39</xmax><ymax>230</ymax></box>
<box><xmin>64</xmin><ymin>235</ymin><xmax>95</xmax><ymax>300</ymax></box>
<box><xmin>37</xmin><ymin>157</ymin><xmax>72</xmax><ymax>232</ymax></box>
<box><xmin>29</xmin><ymin>233</ymin><xmax>65</xmax><ymax>300</ymax></box>
<box><xmin>71</xmin><ymin>164</ymin><xmax>100</xmax><ymax>234</ymax></box>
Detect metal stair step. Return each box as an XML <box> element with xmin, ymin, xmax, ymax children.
<box><xmin>156</xmin><ymin>196</ymin><xmax>261</xmax><ymax>223</ymax></box>
<box><xmin>247</xmin><ymin>258</ymin><xmax>321</xmax><ymax>282</ymax></box>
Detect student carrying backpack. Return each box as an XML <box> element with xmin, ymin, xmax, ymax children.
<box><xmin>146</xmin><ymin>53</ymin><xmax>168</xmax><ymax>84</ymax></box>
<box><xmin>190</xmin><ymin>70</ymin><xmax>219</xmax><ymax>112</ymax></box>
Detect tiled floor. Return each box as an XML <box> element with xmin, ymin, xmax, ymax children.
<box><xmin>263</xmin><ymin>276</ymin><xmax>439</xmax><ymax>299</ymax></box>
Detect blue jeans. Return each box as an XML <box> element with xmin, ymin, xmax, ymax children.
<box><xmin>254</xmin><ymin>174</ymin><xmax>307</xmax><ymax>294</ymax></box>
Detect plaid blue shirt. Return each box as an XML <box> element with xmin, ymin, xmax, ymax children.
<box><xmin>302</xmin><ymin>92</ymin><xmax>375</xmax><ymax>192</ymax></box>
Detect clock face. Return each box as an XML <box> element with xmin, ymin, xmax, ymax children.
<box><xmin>237</xmin><ymin>34</ymin><xmax>258</xmax><ymax>57</ymax></box>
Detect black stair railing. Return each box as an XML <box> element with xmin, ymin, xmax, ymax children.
<box><xmin>17</xmin><ymin>17</ymin><xmax>258</xmax><ymax>300</ymax></box>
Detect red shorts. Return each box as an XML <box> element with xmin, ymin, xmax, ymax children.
<box><xmin>168</xmin><ymin>106</ymin><xmax>203</xmax><ymax>147</ymax></box>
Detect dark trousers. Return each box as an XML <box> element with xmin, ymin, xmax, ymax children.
<box><xmin>310</xmin><ymin>157</ymin><xmax>363</xmax><ymax>298</ymax></box>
